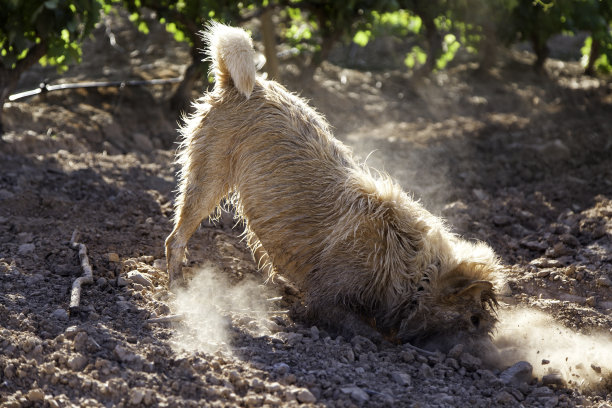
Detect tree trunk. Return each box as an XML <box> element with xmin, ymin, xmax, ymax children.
<box><xmin>0</xmin><ymin>69</ymin><xmax>15</xmax><ymax>135</ymax></box>
<box><xmin>417</xmin><ymin>17</ymin><xmax>442</xmax><ymax>75</ymax></box>
<box><xmin>585</xmin><ymin>36</ymin><xmax>600</xmax><ymax>76</ymax></box>
<box><xmin>169</xmin><ymin>60</ymin><xmax>205</xmax><ymax>115</ymax></box>
<box><xmin>477</xmin><ymin>23</ymin><xmax>498</xmax><ymax>73</ymax></box>
<box><xmin>261</xmin><ymin>8</ymin><xmax>279</xmax><ymax>80</ymax></box>
<box><xmin>532</xmin><ymin>34</ymin><xmax>549</xmax><ymax>73</ymax></box>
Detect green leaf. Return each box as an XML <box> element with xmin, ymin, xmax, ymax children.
<box><xmin>353</xmin><ymin>30</ymin><xmax>370</xmax><ymax>47</ymax></box>
<box><xmin>138</xmin><ymin>21</ymin><xmax>150</xmax><ymax>34</ymax></box>
<box><xmin>405</xmin><ymin>45</ymin><xmax>426</xmax><ymax>69</ymax></box>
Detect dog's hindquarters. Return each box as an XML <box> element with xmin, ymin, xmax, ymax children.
<box><xmin>166</xmin><ymin>23</ymin><xmax>259</xmax><ymax>285</ymax></box>
<box><xmin>166</xmin><ymin>120</ymin><xmax>232</xmax><ymax>284</ymax></box>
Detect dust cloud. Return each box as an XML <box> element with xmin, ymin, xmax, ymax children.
<box><xmin>170</xmin><ymin>263</ymin><xmax>273</xmax><ymax>354</ymax></box>
<box><xmin>493</xmin><ymin>306</ymin><xmax>612</xmax><ymax>391</ymax></box>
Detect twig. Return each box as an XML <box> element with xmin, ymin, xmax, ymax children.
<box><xmin>403</xmin><ymin>343</ymin><xmax>439</xmax><ymax>356</ymax></box>
<box><xmin>69</xmin><ymin>230</ymin><xmax>94</xmax><ymax>315</ymax></box>
<box><xmin>146</xmin><ymin>314</ymin><xmax>185</xmax><ymax>324</ymax></box>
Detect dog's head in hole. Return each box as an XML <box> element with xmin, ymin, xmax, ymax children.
<box><xmin>165</xmin><ymin>22</ymin><xmax>503</xmax><ymax>354</ymax></box>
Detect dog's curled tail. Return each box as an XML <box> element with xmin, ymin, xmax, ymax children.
<box><xmin>203</xmin><ymin>22</ymin><xmax>256</xmax><ymax>98</ymax></box>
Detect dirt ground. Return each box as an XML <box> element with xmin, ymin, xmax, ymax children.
<box><xmin>1</xmin><ymin>12</ymin><xmax>612</xmax><ymax>408</ymax></box>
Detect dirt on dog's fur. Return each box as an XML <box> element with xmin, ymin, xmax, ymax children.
<box><xmin>166</xmin><ymin>23</ymin><xmax>501</xmax><ymax>351</ymax></box>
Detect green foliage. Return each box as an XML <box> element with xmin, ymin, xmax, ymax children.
<box><xmin>404</xmin><ymin>45</ymin><xmax>426</xmax><ymax>68</ymax></box>
<box><xmin>277</xmin><ymin>0</ymin><xmax>398</xmax><ymax>67</ymax></box>
<box><xmin>0</xmin><ymin>0</ymin><xmax>104</xmax><ymax>72</ymax></box>
<box><xmin>352</xmin><ymin>10</ymin><xmax>421</xmax><ymax>48</ymax></box>
<box><xmin>119</xmin><ymin>0</ymin><xmax>251</xmax><ymax>50</ymax></box>
<box><xmin>582</xmin><ymin>35</ymin><xmax>612</xmax><ymax>73</ymax></box>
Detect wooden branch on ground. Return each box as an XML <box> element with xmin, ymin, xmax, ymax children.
<box><xmin>69</xmin><ymin>230</ymin><xmax>94</xmax><ymax>315</ymax></box>
<box><xmin>146</xmin><ymin>314</ymin><xmax>185</xmax><ymax>324</ymax></box>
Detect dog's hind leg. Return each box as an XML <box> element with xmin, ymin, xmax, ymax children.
<box><xmin>166</xmin><ymin>156</ymin><xmax>229</xmax><ymax>287</ymax></box>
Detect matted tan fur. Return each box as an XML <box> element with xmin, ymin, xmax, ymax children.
<box><xmin>166</xmin><ymin>22</ymin><xmax>502</xmax><ymax>350</ymax></box>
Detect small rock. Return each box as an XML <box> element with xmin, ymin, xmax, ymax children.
<box><xmin>494</xmin><ymin>390</ymin><xmax>517</xmax><ymax>405</ymax></box>
<box><xmin>447</xmin><ymin>343</ymin><xmax>464</xmax><ymax>359</ymax></box>
<box><xmin>492</xmin><ymin>215</ymin><xmax>513</xmax><ymax>226</ymax></box>
<box><xmin>114</xmin><ymin>344</ymin><xmax>136</xmax><ymax>362</ymax></box>
<box><xmin>596</xmin><ymin>276</ymin><xmax>612</xmax><ymax>288</ymax></box>
<box><xmin>64</xmin><ymin>326</ymin><xmax>79</xmax><ymax>340</ymax></box>
<box><xmin>132</xmin><ymin>133</ymin><xmax>154</xmax><ymax>151</ymax></box>
<box><xmin>559</xmin><ymin>233</ymin><xmax>580</xmax><ymax>247</ymax></box>
<box><xmin>142</xmin><ymin>389</ymin><xmax>154</xmax><ymax>405</ymax></box>
<box><xmin>340</xmin><ymin>386</ymin><xmax>369</xmax><ymax>404</ymax></box>
<box><xmin>586</xmin><ymin>296</ymin><xmax>597</xmax><ymax>307</ymax></box>
<box><xmin>473</xmin><ymin>189</ymin><xmax>488</xmax><ymax>201</ymax></box>
<box><xmin>500</xmin><ymin>361</ymin><xmax>533</xmax><ymax>387</ymax></box>
<box><xmin>419</xmin><ymin>363</ymin><xmax>434</xmax><ymax>378</ymax></box>
<box><xmin>533</xmin><ymin>139</ymin><xmax>570</xmax><ymax>162</ymax></box>
<box><xmin>132</xmin><ymin>283</ymin><xmax>145</xmax><ymax>292</ymax></box>
<box><xmin>117</xmin><ymin>276</ymin><xmax>129</xmax><ymax>287</ymax></box>
<box><xmin>51</xmin><ymin>308</ymin><xmax>68</xmax><ymax>321</ymax></box>
<box><xmin>446</xmin><ymin>357</ymin><xmax>460</xmax><ymax>371</ymax></box>
<box><xmin>26</xmin><ymin>388</ymin><xmax>45</xmax><ymax>402</ymax></box>
<box><xmin>537</xmin><ymin>269</ymin><xmax>551</xmax><ymax>278</ymax></box>
<box><xmin>542</xmin><ymin>371</ymin><xmax>565</xmax><ymax>386</ymax></box>
<box><xmin>390</xmin><ymin>371</ymin><xmax>411</xmax><ymax>386</ymax></box>
<box><xmin>542</xmin><ymin>395</ymin><xmax>559</xmax><ymax>408</ymax></box>
<box><xmin>18</xmin><ymin>243</ymin><xmax>35</xmax><ymax>254</ymax></box>
<box><xmin>273</xmin><ymin>362</ymin><xmax>290</xmax><ymax>375</ymax></box>
<box><xmin>107</xmin><ymin>253</ymin><xmax>120</xmax><ymax>262</ymax></box>
<box><xmin>263</xmin><ymin>395</ymin><xmax>282</xmax><ymax>406</ymax></box>
<box><xmin>127</xmin><ymin>271</ymin><xmax>153</xmax><ymax>288</ymax></box>
<box><xmin>250</xmin><ymin>378</ymin><xmax>265</xmax><ymax>392</ymax></box>
<box><xmin>244</xmin><ymin>393</ymin><xmax>263</xmax><ymax>407</ymax></box>
<box><xmin>564</xmin><ymin>265</ymin><xmax>576</xmax><ymax>277</ymax></box>
<box><xmin>530</xmin><ymin>258</ymin><xmax>562</xmax><ymax>268</ymax></box>
<box><xmin>283</xmin><ymin>373</ymin><xmax>297</xmax><ymax>385</ymax></box>
<box><xmin>286</xmin><ymin>332</ymin><xmax>303</xmax><ymax>345</ymax></box>
<box><xmin>521</xmin><ymin>240</ymin><xmax>547</xmax><ymax>251</ymax></box>
<box><xmin>73</xmin><ymin>332</ymin><xmax>89</xmax><ymax>352</ymax></box>
<box><xmin>591</xmin><ymin>364</ymin><xmax>602</xmax><ymax>374</ymax></box>
<box><xmin>310</xmin><ymin>326</ymin><xmax>320</xmax><ymax>340</ymax></box>
<box><xmin>499</xmin><ymin>282</ymin><xmax>513</xmax><ymax>296</ymax></box>
<box><xmin>531</xmin><ymin>386</ymin><xmax>554</xmax><ymax>398</ymax></box>
<box><xmin>459</xmin><ymin>352</ymin><xmax>482</xmax><ymax>371</ymax></box>
<box><xmin>546</xmin><ymin>242</ymin><xmax>572</xmax><ymax>258</ymax></box>
<box><xmin>0</xmin><ymin>189</ymin><xmax>15</xmax><ymax>200</ymax></box>
<box><xmin>129</xmin><ymin>389</ymin><xmax>145</xmax><ymax>405</ymax></box>
<box><xmin>541</xmin><ymin>359</ymin><xmax>550</xmax><ymax>365</ymax></box>
<box><xmin>351</xmin><ymin>335</ymin><xmax>377</xmax><ymax>354</ymax></box>
<box><xmin>17</xmin><ymin>232</ymin><xmax>34</xmax><ymax>243</ymax></box>
<box><xmin>153</xmin><ymin>259</ymin><xmax>166</xmax><ymax>270</ymax></box>
<box><xmin>68</xmin><ymin>354</ymin><xmax>88</xmax><ymax>371</ymax></box>
<box><xmin>400</xmin><ymin>350</ymin><xmax>415</xmax><ymax>363</ymax></box>
<box><xmin>295</xmin><ymin>388</ymin><xmax>316</xmax><ymax>404</ymax></box>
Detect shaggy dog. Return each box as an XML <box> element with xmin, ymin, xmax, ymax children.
<box><xmin>166</xmin><ymin>22</ymin><xmax>501</xmax><ymax>351</ymax></box>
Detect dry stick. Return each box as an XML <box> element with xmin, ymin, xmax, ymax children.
<box><xmin>146</xmin><ymin>314</ymin><xmax>185</xmax><ymax>324</ymax></box>
<box><xmin>403</xmin><ymin>343</ymin><xmax>438</xmax><ymax>357</ymax></box>
<box><xmin>69</xmin><ymin>230</ymin><xmax>94</xmax><ymax>314</ymax></box>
